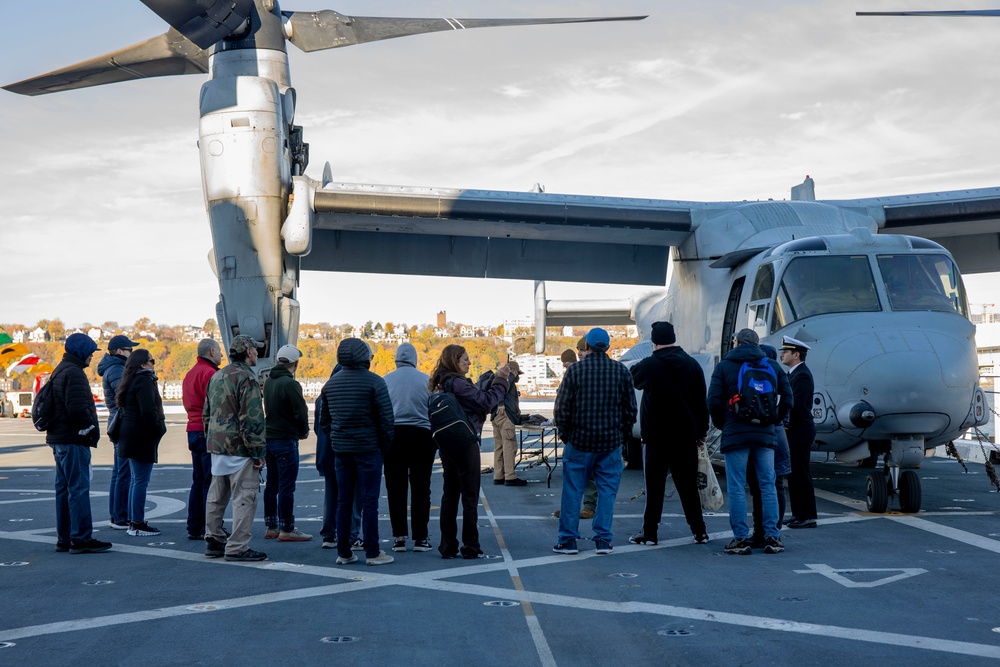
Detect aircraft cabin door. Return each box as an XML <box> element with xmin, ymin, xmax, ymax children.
<box><xmin>720</xmin><ymin>277</ymin><xmax>745</xmax><ymax>357</ymax></box>
<box><xmin>747</xmin><ymin>262</ymin><xmax>776</xmax><ymax>340</ymax></box>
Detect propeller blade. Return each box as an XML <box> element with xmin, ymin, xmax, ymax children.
<box><xmin>3</xmin><ymin>29</ymin><xmax>208</xmax><ymax>96</ymax></box>
<box><xmin>857</xmin><ymin>10</ymin><xmax>1000</xmax><ymax>17</ymax></box>
<box><xmin>283</xmin><ymin>12</ymin><xmax>647</xmax><ymax>53</ymax></box>
<box><xmin>140</xmin><ymin>0</ymin><xmax>254</xmax><ymax>49</ymax></box>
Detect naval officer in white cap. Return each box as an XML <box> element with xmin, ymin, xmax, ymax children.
<box><xmin>780</xmin><ymin>336</ymin><xmax>817</xmax><ymax>529</ymax></box>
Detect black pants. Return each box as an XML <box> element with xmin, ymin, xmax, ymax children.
<box><xmin>748</xmin><ymin>458</ymin><xmax>787</xmax><ymax>534</ymax></box>
<box><xmin>786</xmin><ymin>431</ymin><xmax>817</xmax><ymax>521</ymax></box>
<box><xmin>642</xmin><ymin>440</ymin><xmax>706</xmax><ymax>538</ymax></box>
<box><xmin>438</xmin><ymin>439</ymin><xmax>481</xmax><ymax>558</ymax></box>
<box><xmin>384</xmin><ymin>425</ymin><xmax>436</xmax><ymax>541</ymax></box>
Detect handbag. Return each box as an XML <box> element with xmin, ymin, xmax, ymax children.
<box><xmin>107</xmin><ymin>408</ymin><xmax>122</xmax><ymax>441</ymax></box>
<box><xmin>696</xmin><ymin>446</ymin><xmax>724</xmax><ymax>511</ymax></box>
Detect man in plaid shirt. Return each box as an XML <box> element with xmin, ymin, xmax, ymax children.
<box><xmin>552</xmin><ymin>328</ymin><xmax>637</xmax><ymax>555</ymax></box>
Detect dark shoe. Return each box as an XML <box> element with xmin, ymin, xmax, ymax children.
<box><xmin>694</xmin><ymin>533</ymin><xmax>710</xmax><ymax>544</ymax></box>
<box><xmin>749</xmin><ymin>534</ymin><xmax>766</xmax><ymax>549</ymax></box>
<box><xmin>786</xmin><ymin>518</ymin><xmax>817</xmax><ymax>529</ymax></box>
<box><xmin>595</xmin><ymin>539</ymin><xmax>613</xmax><ymax>555</ymax></box>
<box><xmin>108</xmin><ymin>519</ymin><xmax>129</xmax><ymax>530</ymax></box>
<box><xmin>413</xmin><ymin>539</ymin><xmax>433</xmax><ymax>552</ymax></box>
<box><xmin>187</xmin><ymin>533</ymin><xmax>205</xmax><ymax>541</ymax></box>
<box><xmin>579</xmin><ymin>509</ymin><xmax>595</xmax><ymax>520</ymax></box>
<box><xmin>391</xmin><ymin>538</ymin><xmax>407</xmax><ymax>552</ymax></box>
<box><xmin>440</xmin><ymin>551</ymin><xmax>458</xmax><ymax>559</ymax></box>
<box><xmin>505</xmin><ymin>478</ymin><xmax>528</xmax><ymax>487</ymax></box>
<box><xmin>204</xmin><ymin>537</ymin><xmax>226</xmax><ymax>558</ymax></box>
<box><xmin>69</xmin><ymin>538</ymin><xmax>112</xmax><ymax>554</ymax></box>
<box><xmin>628</xmin><ymin>532</ymin><xmax>658</xmax><ymax>545</ymax></box>
<box><xmin>461</xmin><ymin>547</ymin><xmax>484</xmax><ymax>559</ymax></box>
<box><xmin>225</xmin><ymin>549</ymin><xmax>267</xmax><ymax>562</ymax></box>
<box><xmin>724</xmin><ymin>538</ymin><xmax>752</xmax><ymax>555</ymax></box>
<box><xmin>763</xmin><ymin>536</ymin><xmax>785</xmax><ymax>554</ymax></box>
<box><xmin>55</xmin><ymin>541</ymin><xmax>70</xmax><ymax>553</ymax></box>
<box><xmin>493</xmin><ymin>479</ymin><xmax>506</xmax><ymax>485</ymax></box>
<box><xmin>552</xmin><ymin>539</ymin><xmax>579</xmax><ymax>555</ymax></box>
<box><xmin>127</xmin><ymin>522</ymin><xmax>161</xmax><ymax>537</ymax></box>
<box><xmin>552</xmin><ymin>509</ymin><xmax>561</xmax><ymax>518</ymax></box>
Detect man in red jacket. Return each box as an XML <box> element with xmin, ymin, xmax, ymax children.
<box><xmin>182</xmin><ymin>338</ymin><xmax>223</xmax><ymax>540</ymax></box>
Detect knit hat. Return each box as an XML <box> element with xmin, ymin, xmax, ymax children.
<box><xmin>576</xmin><ymin>336</ymin><xmax>588</xmax><ymax>352</ymax></box>
<box><xmin>650</xmin><ymin>321</ymin><xmax>676</xmax><ymax>345</ymax></box>
<box><xmin>65</xmin><ymin>333</ymin><xmax>98</xmax><ymax>360</ymax></box>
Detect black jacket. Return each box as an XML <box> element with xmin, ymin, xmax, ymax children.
<box><xmin>45</xmin><ymin>353</ymin><xmax>100</xmax><ymax>447</ymax></box>
<box><xmin>707</xmin><ymin>343</ymin><xmax>793</xmax><ymax>453</ymax></box>
<box><xmin>264</xmin><ymin>364</ymin><xmax>310</xmax><ymax>440</ymax></box>
<box><xmin>319</xmin><ymin>339</ymin><xmax>394</xmax><ymax>456</ymax></box>
<box><xmin>630</xmin><ymin>345</ymin><xmax>708</xmax><ymax>446</ymax></box>
<box><xmin>118</xmin><ymin>369</ymin><xmax>166</xmax><ymax>463</ymax></box>
<box><xmin>785</xmin><ymin>363</ymin><xmax>817</xmax><ymax>446</ymax></box>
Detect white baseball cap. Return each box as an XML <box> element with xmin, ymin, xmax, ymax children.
<box><xmin>276</xmin><ymin>344</ymin><xmax>302</xmax><ymax>363</ymax></box>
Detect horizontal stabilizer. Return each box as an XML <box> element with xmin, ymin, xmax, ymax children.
<box><xmin>284</xmin><ymin>12</ymin><xmax>647</xmax><ymax>52</ymax></box>
<box><xmin>140</xmin><ymin>0</ymin><xmax>253</xmax><ymax>49</ymax></box>
<box><xmin>3</xmin><ymin>29</ymin><xmax>208</xmax><ymax>96</ymax></box>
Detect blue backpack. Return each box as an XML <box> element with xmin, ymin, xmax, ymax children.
<box><xmin>730</xmin><ymin>359</ymin><xmax>778</xmax><ymax>425</ymax></box>
<box><xmin>428</xmin><ymin>378</ymin><xmax>478</xmax><ymax>450</ymax></box>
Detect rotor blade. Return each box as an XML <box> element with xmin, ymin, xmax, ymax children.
<box><xmin>283</xmin><ymin>12</ymin><xmax>647</xmax><ymax>53</ymax></box>
<box><xmin>140</xmin><ymin>0</ymin><xmax>253</xmax><ymax>49</ymax></box>
<box><xmin>857</xmin><ymin>10</ymin><xmax>1000</xmax><ymax>17</ymax></box>
<box><xmin>3</xmin><ymin>29</ymin><xmax>208</xmax><ymax>96</ymax></box>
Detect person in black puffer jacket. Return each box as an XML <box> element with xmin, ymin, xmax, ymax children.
<box><xmin>319</xmin><ymin>338</ymin><xmax>394</xmax><ymax>566</ymax></box>
<box><xmin>46</xmin><ymin>333</ymin><xmax>110</xmax><ymax>555</ymax></box>
<box><xmin>115</xmin><ymin>349</ymin><xmax>166</xmax><ymax>538</ymax></box>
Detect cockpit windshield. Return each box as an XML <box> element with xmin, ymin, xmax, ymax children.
<box><xmin>773</xmin><ymin>255</ymin><xmax>880</xmax><ymax>329</ymax></box>
<box><xmin>876</xmin><ymin>254</ymin><xmax>968</xmax><ymax>316</ymax></box>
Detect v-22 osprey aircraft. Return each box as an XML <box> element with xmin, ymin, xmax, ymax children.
<box><xmin>5</xmin><ymin>1</ymin><xmax>999</xmax><ymax>513</ymax></box>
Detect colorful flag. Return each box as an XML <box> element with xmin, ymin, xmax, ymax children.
<box><xmin>0</xmin><ymin>343</ymin><xmax>30</xmax><ymax>367</ymax></box>
<box><xmin>0</xmin><ymin>332</ymin><xmax>12</xmax><ymax>345</ymax></box>
<box><xmin>6</xmin><ymin>353</ymin><xmax>41</xmax><ymax>376</ymax></box>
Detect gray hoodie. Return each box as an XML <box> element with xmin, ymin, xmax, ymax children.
<box><xmin>383</xmin><ymin>343</ymin><xmax>431</xmax><ymax>429</ymax></box>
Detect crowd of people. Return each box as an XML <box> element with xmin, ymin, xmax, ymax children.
<box><xmin>43</xmin><ymin>322</ymin><xmax>819</xmax><ymax>561</ymax></box>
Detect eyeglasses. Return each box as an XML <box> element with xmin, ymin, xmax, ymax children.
<box><xmin>145</xmin><ymin>359</ymin><xmax>155</xmax><ymax>365</ymax></box>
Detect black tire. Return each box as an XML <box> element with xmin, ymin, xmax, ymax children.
<box><xmin>898</xmin><ymin>470</ymin><xmax>922</xmax><ymax>513</ymax></box>
<box><xmin>866</xmin><ymin>471</ymin><xmax>888</xmax><ymax>513</ymax></box>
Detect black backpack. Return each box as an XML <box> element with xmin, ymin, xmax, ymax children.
<box><xmin>428</xmin><ymin>378</ymin><xmax>478</xmax><ymax>450</ymax></box>
<box><xmin>729</xmin><ymin>359</ymin><xmax>778</xmax><ymax>425</ymax></box>
<box><xmin>475</xmin><ymin>370</ymin><xmax>495</xmax><ymax>392</ymax></box>
<box><xmin>31</xmin><ymin>370</ymin><xmax>62</xmax><ymax>432</ymax></box>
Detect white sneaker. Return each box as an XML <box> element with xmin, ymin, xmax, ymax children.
<box><xmin>335</xmin><ymin>554</ymin><xmax>358</xmax><ymax>565</ymax></box>
<box><xmin>366</xmin><ymin>551</ymin><xmax>394</xmax><ymax>566</ymax></box>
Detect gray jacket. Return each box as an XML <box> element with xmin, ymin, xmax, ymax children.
<box><xmin>383</xmin><ymin>343</ymin><xmax>431</xmax><ymax>429</ymax></box>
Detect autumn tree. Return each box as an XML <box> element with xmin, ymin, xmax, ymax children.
<box><xmin>362</xmin><ymin>320</ymin><xmax>374</xmax><ymax>338</ymax></box>
<box><xmin>203</xmin><ymin>318</ymin><xmax>218</xmax><ymax>339</ymax></box>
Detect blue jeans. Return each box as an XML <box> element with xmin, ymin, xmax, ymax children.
<box><xmin>321</xmin><ymin>468</ymin><xmax>361</xmax><ymax>544</ymax></box>
<box><xmin>773</xmin><ymin>427</ymin><xmax>792</xmax><ymax>477</ymax></box>
<box><xmin>724</xmin><ymin>447</ymin><xmax>778</xmax><ymax>540</ymax></box>
<box><xmin>128</xmin><ymin>459</ymin><xmax>154</xmax><ymax>524</ymax></box>
<box><xmin>335</xmin><ymin>451</ymin><xmax>383</xmax><ymax>558</ymax></box>
<box><xmin>108</xmin><ymin>441</ymin><xmax>131</xmax><ymax>524</ymax></box>
<box><xmin>264</xmin><ymin>439</ymin><xmax>301</xmax><ymax>531</ymax></box>
<box><xmin>557</xmin><ymin>444</ymin><xmax>623</xmax><ymax>544</ymax></box>
<box><xmin>51</xmin><ymin>444</ymin><xmax>93</xmax><ymax>543</ymax></box>
<box><xmin>186</xmin><ymin>432</ymin><xmax>213</xmax><ymax>537</ymax></box>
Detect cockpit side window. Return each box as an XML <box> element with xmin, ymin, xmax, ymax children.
<box><xmin>773</xmin><ymin>255</ymin><xmax>880</xmax><ymax>329</ymax></box>
<box><xmin>877</xmin><ymin>254</ymin><xmax>968</xmax><ymax>316</ymax></box>
<box><xmin>748</xmin><ymin>263</ymin><xmax>775</xmax><ymax>337</ymax></box>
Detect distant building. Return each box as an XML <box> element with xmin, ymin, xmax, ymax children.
<box><xmin>437</xmin><ymin>311</ymin><xmax>447</xmax><ymax>329</ymax></box>
<box><xmin>503</xmin><ymin>317</ymin><xmax>533</xmax><ymax>334</ymax></box>
<box><xmin>28</xmin><ymin>328</ymin><xmax>46</xmax><ymax>343</ymax></box>
<box><xmin>87</xmin><ymin>328</ymin><xmax>102</xmax><ymax>343</ymax></box>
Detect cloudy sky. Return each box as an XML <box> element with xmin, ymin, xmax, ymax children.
<box><xmin>2</xmin><ymin>0</ymin><xmax>999</xmax><ymax>330</ymax></box>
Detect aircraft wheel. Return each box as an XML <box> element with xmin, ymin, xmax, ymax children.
<box><xmin>898</xmin><ymin>470</ymin><xmax>922</xmax><ymax>513</ymax></box>
<box><xmin>865</xmin><ymin>471</ymin><xmax>888</xmax><ymax>513</ymax></box>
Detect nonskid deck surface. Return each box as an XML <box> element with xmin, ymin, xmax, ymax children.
<box><xmin>1</xmin><ymin>416</ymin><xmax>999</xmax><ymax>666</ymax></box>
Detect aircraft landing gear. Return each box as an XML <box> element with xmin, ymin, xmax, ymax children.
<box><xmin>865</xmin><ymin>471</ymin><xmax>888</xmax><ymax>513</ymax></box>
<box><xmin>864</xmin><ymin>437</ymin><xmax>923</xmax><ymax>513</ymax></box>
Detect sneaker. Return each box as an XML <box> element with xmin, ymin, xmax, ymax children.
<box><xmin>552</xmin><ymin>509</ymin><xmax>561</xmax><ymax>518</ymax></box>
<box><xmin>391</xmin><ymin>538</ymin><xmax>407</xmax><ymax>552</ymax></box>
<box><xmin>127</xmin><ymin>522</ymin><xmax>161</xmax><ymax>537</ymax></box>
<box><xmin>351</xmin><ymin>539</ymin><xmax>364</xmax><ymax>551</ymax></box>
<box><xmin>595</xmin><ymin>539</ymin><xmax>613</xmax><ymax>555</ymax></box>
<box><xmin>278</xmin><ymin>528</ymin><xmax>313</xmax><ymax>542</ymax></box>
<box><xmin>629</xmin><ymin>532</ymin><xmax>658</xmax><ymax>545</ymax></box>
<box><xmin>786</xmin><ymin>518</ymin><xmax>817</xmax><ymax>529</ymax></box>
<box><xmin>413</xmin><ymin>539</ymin><xmax>433</xmax><ymax>552</ymax></box>
<box><xmin>225</xmin><ymin>549</ymin><xmax>267</xmax><ymax>562</ymax></box>
<box><xmin>187</xmin><ymin>533</ymin><xmax>205</xmax><ymax>541</ymax></box>
<box><xmin>461</xmin><ymin>548</ymin><xmax>485</xmax><ymax>560</ymax></box>
<box><xmin>336</xmin><ymin>553</ymin><xmax>358</xmax><ymax>565</ymax></box>
<box><xmin>366</xmin><ymin>551</ymin><xmax>394</xmax><ymax>566</ymax></box>
<box><xmin>552</xmin><ymin>539</ymin><xmax>579</xmax><ymax>555</ymax></box>
<box><xmin>205</xmin><ymin>538</ymin><xmax>226</xmax><ymax>558</ymax></box>
<box><xmin>69</xmin><ymin>538</ymin><xmax>112</xmax><ymax>554</ymax></box>
<box><xmin>579</xmin><ymin>509</ymin><xmax>595</xmax><ymax>520</ymax></box>
<box><xmin>55</xmin><ymin>541</ymin><xmax>70</xmax><ymax>553</ymax></box>
<box><xmin>264</xmin><ymin>527</ymin><xmax>280</xmax><ymax>539</ymax></box>
<box><xmin>763</xmin><ymin>536</ymin><xmax>785</xmax><ymax>554</ymax></box>
<box><xmin>493</xmin><ymin>479</ymin><xmax>506</xmax><ymax>485</ymax></box>
<box><xmin>505</xmin><ymin>478</ymin><xmax>528</xmax><ymax>487</ymax></box>
<box><xmin>724</xmin><ymin>538</ymin><xmax>752</xmax><ymax>555</ymax></box>
<box><xmin>108</xmin><ymin>519</ymin><xmax>129</xmax><ymax>530</ymax></box>
<box><xmin>694</xmin><ymin>533</ymin><xmax>710</xmax><ymax>545</ymax></box>
<box><xmin>321</xmin><ymin>540</ymin><xmax>337</xmax><ymax>549</ymax></box>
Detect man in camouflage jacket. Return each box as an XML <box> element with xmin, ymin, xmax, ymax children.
<box><xmin>202</xmin><ymin>335</ymin><xmax>268</xmax><ymax>562</ymax></box>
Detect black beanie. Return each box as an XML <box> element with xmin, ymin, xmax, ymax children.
<box><xmin>650</xmin><ymin>321</ymin><xmax>676</xmax><ymax>345</ymax></box>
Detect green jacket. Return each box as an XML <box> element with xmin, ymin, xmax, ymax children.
<box><xmin>264</xmin><ymin>364</ymin><xmax>309</xmax><ymax>440</ymax></box>
<box><xmin>202</xmin><ymin>361</ymin><xmax>266</xmax><ymax>459</ymax></box>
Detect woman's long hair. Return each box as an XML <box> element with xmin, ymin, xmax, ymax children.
<box><xmin>115</xmin><ymin>349</ymin><xmax>154</xmax><ymax>407</ymax></box>
<box><xmin>428</xmin><ymin>344</ymin><xmax>466</xmax><ymax>392</ymax></box>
